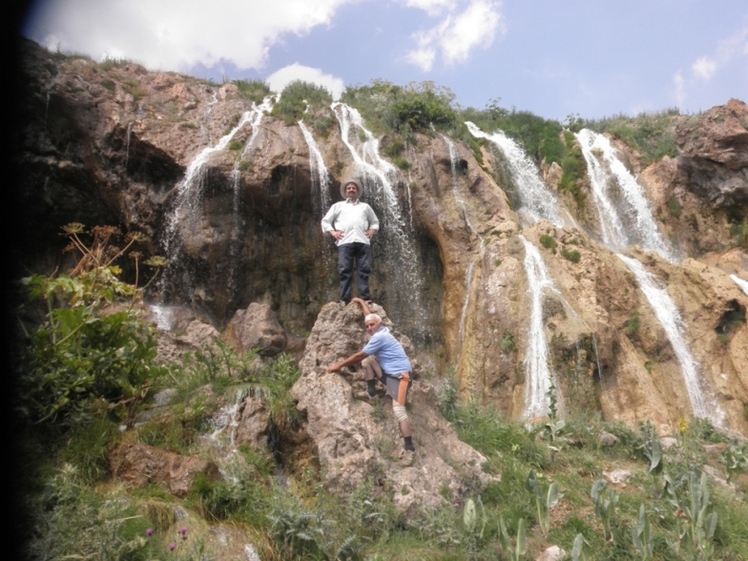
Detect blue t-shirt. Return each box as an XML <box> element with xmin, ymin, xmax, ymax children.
<box><xmin>362</xmin><ymin>326</ymin><xmax>411</xmax><ymax>378</ymax></box>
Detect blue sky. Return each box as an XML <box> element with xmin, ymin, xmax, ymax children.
<box><xmin>20</xmin><ymin>0</ymin><xmax>748</xmax><ymax>122</ymax></box>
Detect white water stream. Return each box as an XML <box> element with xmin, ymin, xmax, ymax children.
<box><xmin>576</xmin><ymin>129</ymin><xmax>675</xmax><ymax>261</ymax></box>
<box><xmin>520</xmin><ymin>236</ymin><xmax>556</xmax><ymax>418</ymax></box>
<box><xmin>331</xmin><ymin>102</ymin><xmax>428</xmax><ymax>337</ymax></box>
<box><xmin>466</xmin><ymin>121</ymin><xmax>568</xmax><ymax>228</ymax></box>
<box><xmin>617</xmin><ymin>254</ymin><xmax>725</xmax><ymax>426</ymax></box>
<box><xmin>732</xmin><ymin>274</ymin><xmax>748</xmax><ymax>297</ymax></box>
<box><xmin>160</xmin><ymin>96</ymin><xmax>275</xmax><ymax>298</ymax></box>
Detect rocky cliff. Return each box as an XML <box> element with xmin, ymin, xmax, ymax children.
<box><xmin>12</xmin><ymin>39</ymin><xmax>748</xmax><ymax>438</ymax></box>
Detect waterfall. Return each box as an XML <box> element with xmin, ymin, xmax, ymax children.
<box><xmin>520</xmin><ymin>236</ymin><xmax>557</xmax><ymax>418</ymax></box>
<box><xmin>124</xmin><ymin>121</ymin><xmax>132</xmax><ymax>173</ymax></box>
<box><xmin>159</xmin><ymin>96</ymin><xmax>275</xmax><ymax>301</ymax></box>
<box><xmin>299</xmin><ymin>121</ymin><xmax>332</xmax><ymax>218</ymax></box>
<box><xmin>466</xmin><ymin>121</ymin><xmax>567</xmax><ymax>228</ymax></box>
<box><xmin>241</xmin><ymin>96</ymin><xmax>275</xmax><ymax>158</ymax></box>
<box><xmin>576</xmin><ymin>129</ymin><xmax>676</xmax><ymax>262</ymax></box>
<box><xmin>331</xmin><ymin>102</ymin><xmax>428</xmax><ymax>340</ymax></box>
<box><xmin>731</xmin><ymin>274</ymin><xmax>748</xmax><ymax>297</ymax></box>
<box><xmin>617</xmin><ymin>254</ymin><xmax>725</xmax><ymax>427</ymax></box>
<box><xmin>442</xmin><ymin>134</ymin><xmax>482</xmax><ymax>243</ymax></box>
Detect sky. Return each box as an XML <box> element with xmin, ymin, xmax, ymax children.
<box><xmin>18</xmin><ymin>0</ymin><xmax>748</xmax><ymax>122</ymax></box>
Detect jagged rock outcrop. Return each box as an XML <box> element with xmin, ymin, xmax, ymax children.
<box><xmin>292</xmin><ymin>301</ymin><xmax>497</xmax><ymax>517</ymax></box>
<box><xmin>675</xmin><ymin>98</ymin><xmax>748</xmax><ymax>207</ymax></box>
<box><xmin>12</xmin><ymin>39</ymin><xmax>748</xmax><ymax>437</ymax></box>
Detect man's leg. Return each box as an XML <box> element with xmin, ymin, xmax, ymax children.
<box><xmin>337</xmin><ymin>244</ymin><xmax>354</xmax><ymax>303</ymax></box>
<box><xmin>393</xmin><ymin>374</ymin><xmax>414</xmax><ymax>451</ymax></box>
<box><xmin>355</xmin><ymin>243</ymin><xmax>372</xmax><ymax>301</ymax></box>
<box><xmin>362</xmin><ymin>355</ymin><xmax>382</xmax><ymax>397</ymax></box>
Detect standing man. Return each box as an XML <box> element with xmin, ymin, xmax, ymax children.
<box><xmin>321</xmin><ymin>178</ymin><xmax>379</xmax><ymax>304</ymax></box>
<box><xmin>327</xmin><ymin>298</ymin><xmax>416</xmax><ymax>466</ymax></box>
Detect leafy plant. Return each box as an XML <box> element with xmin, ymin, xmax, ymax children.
<box><xmin>561</xmin><ymin>248</ymin><xmax>581</xmax><ymax>263</ymax></box>
<box><xmin>721</xmin><ymin>441</ymin><xmax>748</xmax><ymax>482</ymax></box>
<box><xmin>272</xmin><ymin>80</ymin><xmax>333</xmax><ymax>125</ymax></box>
<box><xmin>626</xmin><ymin>311</ymin><xmax>640</xmax><ymax>335</ymax></box>
<box><xmin>525</xmin><ymin>470</ymin><xmax>562</xmax><ymax>535</ymax></box>
<box><xmin>631</xmin><ymin>504</ymin><xmax>654</xmax><ymax>559</ymax></box>
<box><xmin>539</xmin><ymin>234</ymin><xmax>557</xmax><ymax>252</ymax></box>
<box><xmin>231</xmin><ymin>78</ymin><xmax>271</xmax><ymax>103</ymax></box>
<box><xmin>17</xmin><ymin>224</ymin><xmax>165</xmax><ymax>426</ymax></box>
<box><xmin>498</xmin><ymin>515</ymin><xmax>527</xmax><ymax>561</ymax></box>
<box><xmin>267</xmin><ymin>492</ymin><xmax>360</xmax><ymax>561</ymax></box>
<box><xmin>666</xmin><ymin>197</ymin><xmax>682</xmax><ymax>218</ymax></box>
<box><xmin>664</xmin><ymin>470</ymin><xmax>718</xmax><ymax>559</ymax></box>
<box><xmin>462</xmin><ymin>496</ymin><xmax>489</xmax><ymax>550</ymax></box>
<box><xmin>571</xmin><ymin>533</ymin><xmax>593</xmax><ymax>561</ymax></box>
<box><xmin>590</xmin><ymin>478</ymin><xmax>619</xmax><ymax>541</ymax></box>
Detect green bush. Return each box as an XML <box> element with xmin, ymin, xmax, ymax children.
<box><xmin>272</xmin><ymin>80</ymin><xmax>333</xmax><ymax>125</ymax></box>
<box><xmin>16</xmin><ymin>224</ymin><xmax>165</xmax><ymax>427</ymax></box>
<box><xmin>539</xmin><ymin>234</ymin><xmax>557</xmax><ymax>252</ymax></box>
<box><xmin>666</xmin><ymin>197</ymin><xmax>682</xmax><ymax>218</ymax></box>
<box><xmin>561</xmin><ymin>248</ymin><xmax>581</xmax><ymax>263</ymax></box>
<box><xmin>232</xmin><ymin>79</ymin><xmax>271</xmax><ymax>103</ymax></box>
<box><xmin>584</xmin><ymin>108</ymin><xmax>681</xmax><ymax>163</ymax></box>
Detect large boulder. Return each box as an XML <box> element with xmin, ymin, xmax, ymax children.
<box><xmin>292</xmin><ymin>301</ymin><xmax>498</xmax><ymax>518</ymax></box>
<box><xmin>676</xmin><ymin>98</ymin><xmax>748</xmax><ymax>207</ymax></box>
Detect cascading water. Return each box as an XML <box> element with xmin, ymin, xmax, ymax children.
<box><xmin>300</xmin><ymin>120</ymin><xmax>334</xmax><ymax>272</ymax></box>
<box><xmin>124</xmin><ymin>122</ymin><xmax>132</xmax><ymax>173</ymax></box>
<box><xmin>575</xmin><ymin>129</ymin><xmax>721</xmax><ymax>424</ymax></box>
<box><xmin>331</xmin><ymin>102</ymin><xmax>429</xmax><ymax>340</ymax></box>
<box><xmin>617</xmin><ymin>254</ymin><xmax>725</xmax><ymax>427</ymax></box>
<box><xmin>520</xmin><ymin>236</ymin><xmax>557</xmax><ymax>418</ymax></box>
<box><xmin>466</xmin><ymin>121</ymin><xmax>568</xmax><ymax>228</ymax></box>
<box><xmin>732</xmin><ymin>274</ymin><xmax>748</xmax><ymax>297</ymax></box>
<box><xmin>576</xmin><ymin>129</ymin><xmax>676</xmax><ymax>262</ymax></box>
<box><xmin>299</xmin><ymin>121</ymin><xmax>332</xmax><ymax>220</ymax></box>
<box><xmin>442</xmin><ymin>135</ymin><xmax>482</xmax><ymax>243</ymax></box>
<box><xmin>158</xmin><ymin>96</ymin><xmax>275</xmax><ymax>304</ymax></box>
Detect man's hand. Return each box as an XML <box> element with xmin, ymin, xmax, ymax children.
<box><xmin>365</xmin><ymin>229</ymin><xmax>376</xmax><ymax>239</ymax></box>
<box><xmin>326</xmin><ymin>364</ymin><xmax>340</xmax><ymax>373</ymax></box>
<box><xmin>352</xmin><ymin>297</ymin><xmax>371</xmax><ymax>315</ymax></box>
<box><xmin>330</xmin><ymin>230</ymin><xmax>344</xmax><ymax>241</ymax></box>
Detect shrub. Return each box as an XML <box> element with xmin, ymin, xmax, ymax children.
<box><xmin>666</xmin><ymin>197</ymin><xmax>682</xmax><ymax>218</ymax></box>
<box><xmin>232</xmin><ymin>79</ymin><xmax>271</xmax><ymax>103</ymax></box>
<box><xmin>272</xmin><ymin>80</ymin><xmax>333</xmax><ymax>125</ymax></box>
<box><xmin>561</xmin><ymin>248</ymin><xmax>581</xmax><ymax>263</ymax></box>
<box><xmin>16</xmin><ymin>224</ymin><xmax>166</xmax><ymax>427</ymax></box>
<box><xmin>539</xmin><ymin>234</ymin><xmax>557</xmax><ymax>252</ymax></box>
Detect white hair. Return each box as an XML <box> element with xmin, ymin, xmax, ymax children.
<box><xmin>365</xmin><ymin>313</ymin><xmax>383</xmax><ymax>324</ymax></box>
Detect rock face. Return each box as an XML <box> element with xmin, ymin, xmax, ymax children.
<box><xmin>292</xmin><ymin>301</ymin><xmax>497</xmax><ymax>516</ymax></box>
<box><xmin>12</xmin><ymin>39</ymin><xmax>748</xmax><ymax>437</ymax></box>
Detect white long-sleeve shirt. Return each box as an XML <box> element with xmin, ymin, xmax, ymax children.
<box><xmin>321</xmin><ymin>199</ymin><xmax>379</xmax><ymax>246</ymax></box>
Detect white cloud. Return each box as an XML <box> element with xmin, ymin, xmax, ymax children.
<box><xmin>23</xmin><ymin>0</ymin><xmax>358</xmax><ymax>72</ymax></box>
<box><xmin>692</xmin><ymin>56</ymin><xmax>717</xmax><ymax>81</ymax></box>
<box><xmin>404</xmin><ymin>44</ymin><xmax>438</xmax><ymax>71</ymax></box>
<box><xmin>266</xmin><ymin>63</ymin><xmax>345</xmax><ymax>100</ymax></box>
<box><xmin>441</xmin><ymin>0</ymin><xmax>503</xmax><ymax>65</ymax></box>
<box><xmin>691</xmin><ymin>24</ymin><xmax>748</xmax><ymax>82</ymax></box>
<box><xmin>402</xmin><ymin>0</ymin><xmax>457</xmax><ymax>17</ymax></box>
<box><xmin>403</xmin><ymin>0</ymin><xmax>504</xmax><ymax>70</ymax></box>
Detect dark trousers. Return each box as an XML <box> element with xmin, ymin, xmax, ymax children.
<box><xmin>338</xmin><ymin>242</ymin><xmax>372</xmax><ymax>303</ymax></box>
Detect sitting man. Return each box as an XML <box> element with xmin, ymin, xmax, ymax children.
<box><xmin>326</xmin><ymin>298</ymin><xmax>416</xmax><ymax>465</ymax></box>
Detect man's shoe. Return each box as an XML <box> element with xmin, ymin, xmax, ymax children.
<box><xmin>398</xmin><ymin>449</ymin><xmax>416</xmax><ymax>467</ymax></box>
